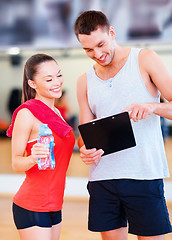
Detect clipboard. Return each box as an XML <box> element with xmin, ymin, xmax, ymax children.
<box><xmin>78</xmin><ymin>112</ymin><xmax>136</xmax><ymax>156</ymax></box>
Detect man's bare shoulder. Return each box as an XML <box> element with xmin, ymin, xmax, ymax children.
<box><xmin>77</xmin><ymin>72</ymin><xmax>88</xmax><ymax>106</ymax></box>
<box><xmin>139</xmin><ymin>48</ymin><xmax>162</xmax><ymax>70</ymax></box>
<box><xmin>78</xmin><ymin>73</ymin><xmax>87</xmax><ymax>82</ymax></box>
<box><xmin>139</xmin><ymin>49</ymin><xmax>158</xmax><ymax>62</ymax></box>
<box><xmin>77</xmin><ymin>73</ymin><xmax>87</xmax><ymax>90</ymax></box>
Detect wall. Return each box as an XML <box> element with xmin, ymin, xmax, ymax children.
<box><xmin>0</xmin><ymin>44</ymin><xmax>172</xmax><ymax>125</ymax></box>
<box><xmin>0</xmin><ymin>48</ymin><xmax>94</xmax><ymax>122</ymax></box>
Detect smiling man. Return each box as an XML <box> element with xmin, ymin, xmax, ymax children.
<box><xmin>74</xmin><ymin>10</ymin><xmax>172</xmax><ymax>240</ymax></box>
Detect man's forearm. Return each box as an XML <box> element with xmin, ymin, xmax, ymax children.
<box><xmin>154</xmin><ymin>102</ymin><xmax>172</xmax><ymax>120</ymax></box>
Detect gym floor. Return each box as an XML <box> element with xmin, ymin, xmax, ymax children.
<box><xmin>1</xmin><ymin>136</ymin><xmax>172</xmax><ymax>240</ymax></box>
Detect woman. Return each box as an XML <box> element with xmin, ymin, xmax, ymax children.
<box><xmin>7</xmin><ymin>54</ymin><xmax>75</xmax><ymax>240</ymax></box>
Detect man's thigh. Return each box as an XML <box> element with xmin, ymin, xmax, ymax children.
<box><xmin>87</xmin><ymin>180</ymin><xmax>127</xmax><ymax>232</ymax></box>
<box><xmin>120</xmin><ymin>179</ymin><xmax>172</xmax><ymax>236</ymax></box>
<box><xmin>87</xmin><ymin>179</ymin><xmax>172</xmax><ymax>237</ymax></box>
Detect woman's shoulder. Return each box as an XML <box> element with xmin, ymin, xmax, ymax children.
<box><xmin>15</xmin><ymin>107</ymin><xmax>35</xmax><ymax>123</ymax></box>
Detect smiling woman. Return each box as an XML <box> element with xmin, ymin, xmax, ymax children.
<box><xmin>5</xmin><ymin>53</ymin><xmax>75</xmax><ymax>240</ymax></box>
<box><xmin>22</xmin><ymin>54</ymin><xmax>63</xmax><ymax>103</ymax></box>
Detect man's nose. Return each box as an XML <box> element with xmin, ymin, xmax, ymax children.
<box><xmin>94</xmin><ymin>49</ymin><xmax>102</xmax><ymax>59</ymax></box>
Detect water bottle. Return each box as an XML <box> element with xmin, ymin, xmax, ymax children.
<box><xmin>37</xmin><ymin>124</ymin><xmax>55</xmax><ymax>170</ymax></box>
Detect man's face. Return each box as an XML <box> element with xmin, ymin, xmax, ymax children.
<box><xmin>78</xmin><ymin>27</ymin><xmax>115</xmax><ymax>66</ymax></box>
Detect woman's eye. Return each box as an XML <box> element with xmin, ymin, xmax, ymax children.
<box><xmin>57</xmin><ymin>74</ymin><xmax>62</xmax><ymax>78</ymax></box>
<box><xmin>46</xmin><ymin>79</ymin><xmax>52</xmax><ymax>82</ymax></box>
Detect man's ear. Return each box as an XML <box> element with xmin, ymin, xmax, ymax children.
<box><xmin>109</xmin><ymin>26</ymin><xmax>115</xmax><ymax>39</ymax></box>
<box><xmin>28</xmin><ymin>80</ymin><xmax>36</xmax><ymax>89</ymax></box>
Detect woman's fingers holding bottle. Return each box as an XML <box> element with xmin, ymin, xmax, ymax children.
<box><xmin>31</xmin><ymin>143</ymin><xmax>49</xmax><ymax>160</ymax></box>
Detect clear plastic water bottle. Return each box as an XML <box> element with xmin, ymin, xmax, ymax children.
<box><xmin>37</xmin><ymin>124</ymin><xmax>55</xmax><ymax>170</ymax></box>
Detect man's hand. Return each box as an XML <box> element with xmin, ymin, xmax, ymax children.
<box><xmin>80</xmin><ymin>145</ymin><xmax>104</xmax><ymax>165</ymax></box>
<box><xmin>122</xmin><ymin>103</ymin><xmax>155</xmax><ymax>122</ymax></box>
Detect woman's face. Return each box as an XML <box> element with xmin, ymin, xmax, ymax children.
<box><xmin>29</xmin><ymin>60</ymin><xmax>64</xmax><ymax>100</ymax></box>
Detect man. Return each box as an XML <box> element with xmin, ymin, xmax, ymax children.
<box><xmin>74</xmin><ymin>10</ymin><xmax>172</xmax><ymax>240</ymax></box>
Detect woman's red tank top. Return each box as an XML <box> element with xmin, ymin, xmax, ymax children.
<box><xmin>13</xmin><ymin>130</ymin><xmax>75</xmax><ymax>212</ymax></box>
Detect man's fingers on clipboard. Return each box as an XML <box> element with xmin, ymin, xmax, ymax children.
<box><xmin>80</xmin><ymin>145</ymin><xmax>96</xmax><ymax>154</ymax></box>
<box><xmin>80</xmin><ymin>152</ymin><xmax>102</xmax><ymax>160</ymax></box>
<box><xmin>80</xmin><ymin>145</ymin><xmax>104</xmax><ymax>155</ymax></box>
<box><xmin>80</xmin><ymin>146</ymin><xmax>104</xmax><ymax>165</ymax></box>
<box><xmin>88</xmin><ymin>149</ymin><xmax>104</xmax><ymax>157</ymax></box>
<box><xmin>81</xmin><ymin>150</ymin><xmax>104</xmax><ymax>159</ymax></box>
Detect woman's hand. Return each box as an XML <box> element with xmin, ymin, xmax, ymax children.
<box><xmin>80</xmin><ymin>145</ymin><xmax>104</xmax><ymax>165</ymax></box>
<box><xmin>31</xmin><ymin>143</ymin><xmax>50</xmax><ymax>164</ymax></box>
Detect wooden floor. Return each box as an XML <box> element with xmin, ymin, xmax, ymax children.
<box><xmin>0</xmin><ymin>196</ymin><xmax>99</xmax><ymax>240</ymax></box>
<box><xmin>0</xmin><ymin>195</ymin><xmax>172</xmax><ymax>240</ymax></box>
<box><xmin>1</xmin><ymin>137</ymin><xmax>172</xmax><ymax>239</ymax></box>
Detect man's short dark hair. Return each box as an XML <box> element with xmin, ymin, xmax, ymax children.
<box><xmin>74</xmin><ymin>10</ymin><xmax>110</xmax><ymax>39</ymax></box>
